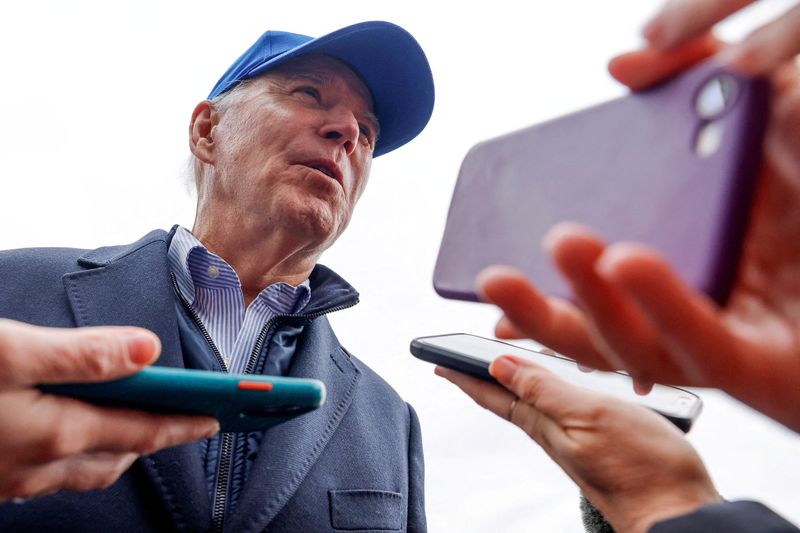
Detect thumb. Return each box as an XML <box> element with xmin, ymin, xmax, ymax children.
<box><xmin>0</xmin><ymin>319</ymin><xmax>161</xmax><ymax>387</ymax></box>
<box><xmin>489</xmin><ymin>355</ymin><xmax>597</xmax><ymax>421</ymax></box>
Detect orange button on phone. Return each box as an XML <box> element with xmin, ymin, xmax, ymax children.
<box><xmin>237</xmin><ymin>381</ymin><xmax>273</xmax><ymax>391</ymax></box>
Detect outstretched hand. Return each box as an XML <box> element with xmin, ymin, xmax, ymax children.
<box><xmin>477</xmin><ymin>0</ymin><xmax>800</xmax><ymax>432</ymax></box>
<box><xmin>0</xmin><ymin>319</ymin><xmax>219</xmax><ymax>502</ymax></box>
<box><xmin>437</xmin><ymin>356</ymin><xmax>720</xmax><ymax>533</ymax></box>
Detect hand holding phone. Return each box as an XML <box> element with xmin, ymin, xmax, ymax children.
<box><xmin>41</xmin><ymin>367</ymin><xmax>326</xmax><ymax>432</ymax></box>
<box><xmin>411</xmin><ymin>333</ymin><xmax>702</xmax><ymax>432</ymax></box>
<box><xmin>432</xmin><ymin>332</ymin><xmax>719</xmax><ymax>533</ymax></box>
<box><xmin>433</xmin><ymin>61</ymin><xmax>768</xmax><ymax>305</ymax></box>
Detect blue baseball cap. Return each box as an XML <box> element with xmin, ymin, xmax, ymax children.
<box><xmin>208</xmin><ymin>21</ymin><xmax>435</xmax><ymax>157</ymax></box>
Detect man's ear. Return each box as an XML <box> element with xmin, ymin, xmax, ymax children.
<box><xmin>190</xmin><ymin>101</ymin><xmax>218</xmax><ymax>164</ymax></box>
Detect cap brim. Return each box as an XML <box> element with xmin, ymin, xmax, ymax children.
<box><xmin>246</xmin><ymin>21</ymin><xmax>434</xmax><ymax>157</ymax></box>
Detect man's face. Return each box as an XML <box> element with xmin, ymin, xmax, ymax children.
<box><xmin>201</xmin><ymin>54</ymin><xmax>378</xmax><ymax>251</ymax></box>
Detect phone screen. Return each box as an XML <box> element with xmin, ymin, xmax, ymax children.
<box><xmin>413</xmin><ymin>333</ymin><xmax>702</xmax><ymax>429</ymax></box>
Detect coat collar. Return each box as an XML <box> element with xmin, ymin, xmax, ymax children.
<box><xmin>64</xmin><ymin>228</ymin><xmax>363</xmax><ymax>532</ymax></box>
<box><xmin>64</xmin><ymin>228</ymin><xmax>212</xmax><ymax>531</ymax></box>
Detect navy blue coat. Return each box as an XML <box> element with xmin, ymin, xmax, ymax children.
<box><xmin>0</xmin><ymin>229</ymin><xmax>426</xmax><ymax>533</ymax></box>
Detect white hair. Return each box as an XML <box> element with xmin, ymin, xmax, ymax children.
<box><xmin>186</xmin><ymin>80</ymin><xmax>256</xmax><ymax>191</ymax></box>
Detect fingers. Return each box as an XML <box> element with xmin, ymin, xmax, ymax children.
<box><xmin>476</xmin><ymin>265</ymin><xmax>612</xmax><ymax>371</ymax></box>
<box><xmin>1</xmin><ymin>452</ymin><xmax>138</xmax><ymax>501</ymax></box>
<box><xmin>488</xmin><ymin>356</ymin><xmax>719</xmax><ymax>533</ymax></box>
<box><xmin>768</xmin><ymin>83</ymin><xmax>800</xmax><ymax>183</ymax></box>
<box><xmin>4</xmin><ymin>389</ymin><xmax>219</xmax><ymax>467</ymax></box>
<box><xmin>545</xmin><ymin>222</ymin><xmax>743</xmax><ymax>388</ymax></box>
<box><xmin>0</xmin><ymin>387</ymin><xmax>218</xmax><ymax>501</ymax></box>
<box><xmin>478</xmin><ymin>222</ymin><xmax>739</xmax><ymax>390</ymax></box>
<box><xmin>42</xmin><ymin>400</ymin><xmax>220</xmax><ymax>459</ymax></box>
<box><xmin>545</xmin><ymin>224</ymin><xmax>668</xmax><ymax>381</ymax></box>
<box><xmin>85</xmin><ymin>409</ymin><xmax>220</xmax><ymax>456</ymax></box>
<box><xmin>608</xmin><ymin>33</ymin><xmax>722</xmax><ymax>91</ymax></box>
<box><xmin>0</xmin><ymin>319</ymin><xmax>161</xmax><ymax>386</ymax></box>
<box><xmin>720</xmin><ymin>4</ymin><xmax>800</xmax><ymax>76</ymax></box>
<box><xmin>487</xmin><ymin>356</ymin><xmax>606</xmax><ymax>451</ymax></box>
<box><xmin>435</xmin><ymin>363</ymin><xmax>563</xmax><ymax>451</ymax></box>
<box><xmin>626</xmin><ymin>0</ymin><xmax>800</xmax><ymax>83</ymax></box>
<box><xmin>643</xmin><ymin>0</ymin><xmax>754</xmax><ymax>51</ymax></box>
<box><xmin>489</xmin><ymin>355</ymin><xmax>594</xmax><ymax>421</ymax></box>
<box><xmin>596</xmin><ymin>243</ymin><xmax>740</xmax><ymax>388</ymax></box>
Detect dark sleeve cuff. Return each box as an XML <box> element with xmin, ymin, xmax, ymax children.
<box><xmin>650</xmin><ymin>501</ymin><xmax>798</xmax><ymax>533</ymax></box>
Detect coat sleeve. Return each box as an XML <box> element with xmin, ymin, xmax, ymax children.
<box><xmin>406</xmin><ymin>403</ymin><xmax>427</xmax><ymax>533</ymax></box>
<box><xmin>650</xmin><ymin>501</ymin><xmax>799</xmax><ymax>532</ymax></box>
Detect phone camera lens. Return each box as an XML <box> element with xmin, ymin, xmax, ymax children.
<box><xmin>696</xmin><ymin>74</ymin><xmax>738</xmax><ymax>119</ymax></box>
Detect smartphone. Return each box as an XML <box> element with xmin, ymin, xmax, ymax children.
<box><xmin>411</xmin><ymin>333</ymin><xmax>702</xmax><ymax>432</ymax></box>
<box><xmin>433</xmin><ymin>60</ymin><xmax>769</xmax><ymax>305</ymax></box>
<box><xmin>40</xmin><ymin>367</ymin><xmax>326</xmax><ymax>433</ymax></box>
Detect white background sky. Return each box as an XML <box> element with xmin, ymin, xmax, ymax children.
<box><xmin>2</xmin><ymin>1</ymin><xmax>798</xmax><ymax>531</ymax></box>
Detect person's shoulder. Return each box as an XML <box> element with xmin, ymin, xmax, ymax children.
<box><xmin>344</xmin><ymin>348</ymin><xmax>414</xmax><ymax>414</ymax></box>
<box><xmin>0</xmin><ymin>245</ymin><xmax>89</xmax><ymax>273</ymax></box>
<box><xmin>0</xmin><ymin>229</ymin><xmax>170</xmax><ymax>272</ymax></box>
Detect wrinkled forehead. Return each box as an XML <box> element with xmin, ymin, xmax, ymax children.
<box><xmin>267</xmin><ymin>55</ymin><xmax>375</xmax><ymax>109</ymax></box>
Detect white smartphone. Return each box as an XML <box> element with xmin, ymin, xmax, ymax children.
<box><xmin>411</xmin><ymin>333</ymin><xmax>702</xmax><ymax>432</ymax></box>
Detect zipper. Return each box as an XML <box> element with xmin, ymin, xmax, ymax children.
<box><xmin>171</xmin><ymin>273</ymin><xmax>232</xmax><ymax>533</ymax></box>
<box><xmin>243</xmin><ymin>301</ymin><xmax>358</xmax><ymax>375</ymax></box>
<box><xmin>171</xmin><ymin>273</ymin><xmax>358</xmax><ymax>532</ymax></box>
<box><xmin>170</xmin><ymin>273</ymin><xmax>228</xmax><ymax>372</ymax></box>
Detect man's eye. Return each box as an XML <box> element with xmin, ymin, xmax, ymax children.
<box><xmin>359</xmin><ymin>125</ymin><xmax>375</xmax><ymax>149</ymax></box>
<box><xmin>295</xmin><ymin>86</ymin><xmax>321</xmax><ymax>102</ymax></box>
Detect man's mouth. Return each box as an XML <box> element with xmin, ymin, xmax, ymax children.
<box><xmin>313</xmin><ymin>165</ymin><xmax>335</xmax><ymax>179</ymax></box>
<box><xmin>304</xmin><ymin>159</ymin><xmax>343</xmax><ymax>187</ymax></box>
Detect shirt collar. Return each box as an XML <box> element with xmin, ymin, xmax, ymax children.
<box><xmin>167</xmin><ymin>226</ymin><xmax>311</xmax><ymax>312</ymax></box>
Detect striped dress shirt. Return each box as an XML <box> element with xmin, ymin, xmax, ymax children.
<box><xmin>168</xmin><ymin>226</ymin><xmax>311</xmax><ymax>374</ymax></box>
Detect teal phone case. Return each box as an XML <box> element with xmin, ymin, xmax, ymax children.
<box><xmin>41</xmin><ymin>367</ymin><xmax>326</xmax><ymax>432</ymax></box>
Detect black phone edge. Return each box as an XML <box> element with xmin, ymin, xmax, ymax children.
<box><xmin>410</xmin><ymin>335</ymin><xmax>699</xmax><ymax>433</ymax></box>
<box><xmin>410</xmin><ymin>337</ymin><xmax>498</xmax><ymax>383</ymax></box>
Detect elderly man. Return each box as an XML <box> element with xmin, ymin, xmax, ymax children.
<box><xmin>0</xmin><ymin>21</ymin><xmax>434</xmax><ymax>533</ymax></box>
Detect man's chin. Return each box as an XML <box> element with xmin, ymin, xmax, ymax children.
<box><xmin>266</xmin><ymin>191</ymin><xmax>348</xmax><ymax>245</ymax></box>
<box><xmin>288</xmin><ymin>207</ymin><xmax>344</xmax><ymax>245</ymax></box>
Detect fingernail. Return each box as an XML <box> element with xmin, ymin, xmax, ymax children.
<box><xmin>577</xmin><ymin>363</ymin><xmax>595</xmax><ymax>373</ymax></box>
<box><xmin>474</xmin><ymin>269</ymin><xmax>493</xmax><ymax>302</ymax></box>
<box><xmin>634</xmin><ymin>380</ymin><xmax>654</xmax><ymax>396</ymax></box>
<box><xmin>202</xmin><ymin>420</ymin><xmax>221</xmax><ymax>438</ymax></box>
<box><xmin>489</xmin><ymin>356</ymin><xmax>519</xmax><ymax>384</ymax></box>
<box><xmin>595</xmin><ymin>243</ymin><xmax>637</xmax><ymax>281</ymax></box>
<box><xmin>715</xmin><ymin>45</ymin><xmax>752</xmax><ymax>75</ymax></box>
<box><xmin>542</xmin><ymin>225</ymin><xmax>563</xmax><ymax>253</ymax></box>
<box><xmin>126</xmin><ymin>332</ymin><xmax>160</xmax><ymax>366</ymax></box>
<box><xmin>542</xmin><ymin>222</ymin><xmax>584</xmax><ymax>254</ymax></box>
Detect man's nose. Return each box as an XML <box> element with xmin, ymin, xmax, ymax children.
<box><xmin>319</xmin><ymin>109</ymin><xmax>360</xmax><ymax>156</ymax></box>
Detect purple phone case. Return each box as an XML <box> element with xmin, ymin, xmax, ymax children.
<box><xmin>433</xmin><ymin>61</ymin><xmax>769</xmax><ymax>304</ymax></box>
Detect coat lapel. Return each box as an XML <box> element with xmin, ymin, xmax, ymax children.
<box><xmin>63</xmin><ymin>229</ymin><xmax>212</xmax><ymax>532</ymax></box>
<box><xmin>227</xmin><ymin>317</ymin><xmax>361</xmax><ymax>533</ymax></box>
